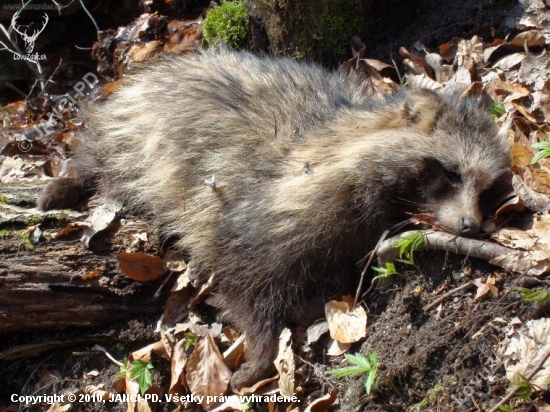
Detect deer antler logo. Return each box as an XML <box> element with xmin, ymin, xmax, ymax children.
<box><xmin>13</xmin><ymin>13</ymin><xmax>49</xmax><ymax>54</ymax></box>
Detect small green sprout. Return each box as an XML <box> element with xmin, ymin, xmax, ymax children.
<box><xmin>326</xmin><ymin>351</ymin><xmax>378</xmax><ymax>395</ymax></box>
<box><xmin>514</xmin><ymin>287</ymin><xmax>550</xmax><ymax>305</ymax></box>
<box><xmin>488</xmin><ymin>101</ymin><xmax>506</xmax><ymax>118</ymax></box>
<box><xmin>497</xmin><ymin>406</ymin><xmax>514</xmax><ymax>412</ymax></box>
<box><xmin>394</xmin><ymin>231</ymin><xmax>424</xmax><ymax>265</ymax></box>
<box><xmin>530</xmin><ymin>141</ymin><xmax>550</xmax><ymax>164</ymax></box>
<box><xmin>513</xmin><ymin>374</ymin><xmax>534</xmax><ymax>400</ymax></box>
<box><xmin>118</xmin><ymin>359</ymin><xmax>154</xmax><ymax>395</ymax></box>
<box><xmin>371</xmin><ymin>262</ymin><xmax>397</xmax><ymax>281</ymax></box>
<box><xmin>184</xmin><ymin>331</ymin><xmax>198</xmax><ymax>351</ymax></box>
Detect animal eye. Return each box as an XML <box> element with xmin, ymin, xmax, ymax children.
<box><xmin>444</xmin><ymin>170</ymin><xmax>461</xmax><ymax>185</ymax></box>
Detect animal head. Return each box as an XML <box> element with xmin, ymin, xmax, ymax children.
<box><xmin>389</xmin><ymin>90</ymin><xmax>512</xmax><ymax>236</ymax></box>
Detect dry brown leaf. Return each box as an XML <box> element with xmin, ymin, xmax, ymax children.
<box><xmin>514</xmin><ymin>165</ymin><xmax>550</xmax><ymax>196</ymax></box>
<box><xmin>117</xmin><ymin>252</ymin><xmax>165</xmax><ymax>282</ymax></box>
<box><xmin>82</xmin><ymin>269</ymin><xmax>102</xmax><ymax>280</ymax></box>
<box><xmin>125</xmin><ymin>369</ymin><xmax>152</xmax><ymax>412</ymax></box>
<box><xmin>519</xmin><ymin>0</ymin><xmax>550</xmax><ymax>30</ymax></box>
<box><xmin>493</xmin><ymin>81</ymin><xmax>531</xmax><ymax>103</ymax></box>
<box><xmin>168</xmin><ymin>339</ymin><xmax>188</xmax><ymax>405</ymax></box>
<box><xmin>406</xmin><ymin>73</ymin><xmax>444</xmax><ymax>90</ymax></box>
<box><xmin>502</xmin><ymin>318</ymin><xmax>550</xmax><ymax>390</ymax></box>
<box><xmin>163</xmin><ymin>250</ymin><xmax>187</xmax><ymax>273</ymax></box>
<box><xmin>540</xmin><ymin>79</ymin><xmax>550</xmax><ymax>123</ymax></box>
<box><xmin>325</xmin><ymin>299</ymin><xmax>367</xmax><ymax>344</ymax></box>
<box><xmin>235</xmin><ymin>375</ymin><xmax>279</xmax><ymax>396</ymax></box>
<box><xmin>527</xmin><ymin>213</ymin><xmax>550</xmax><ymax>255</ymax></box>
<box><xmin>520</xmin><ymin>53</ymin><xmax>550</xmax><ymax>91</ymax></box>
<box><xmin>490</xmin><ymin>249</ymin><xmax>550</xmax><ymax>276</ymax></box>
<box><xmin>186</xmin><ymin>333</ymin><xmax>231</xmax><ymax>409</ymax></box>
<box><xmin>399</xmin><ymin>46</ymin><xmax>431</xmax><ymax>74</ymax></box>
<box><xmin>456</xmin><ymin>36</ymin><xmax>483</xmax><ymax>70</ymax></box>
<box><xmin>306</xmin><ymin>321</ymin><xmax>329</xmax><ymax>345</ymax></box>
<box><xmin>274</xmin><ymin>328</ymin><xmax>294</xmax><ymax>398</ymax></box>
<box><xmin>439</xmin><ymin>37</ymin><xmax>460</xmax><ymax>60</ymax></box>
<box><xmin>80</xmin><ymin>201</ymin><xmax>121</xmax><ymax>248</ymax></box>
<box><xmin>326</xmin><ymin>338</ymin><xmax>351</xmax><ymax>356</ymax></box>
<box><xmin>495</xmin><ymin>195</ymin><xmax>525</xmax><ymax>217</ymax></box>
<box><xmin>85</xmin><ymin>384</ymin><xmax>112</xmax><ymax>401</ymax></box>
<box><xmin>492</xmin><ymin>52</ymin><xmax>526</xmax><ymax>71</ymax></box>
<box><xmin>209</xmin><ymin>395</ymin><xmax>247</xmax><ymax>411</ymax></box>
<box><xmin>511</xmin><ymin>142</ymin><xmax>535</xmax><ymax>166</ymax></box>
<box><xmin>492</xmin><ymin>227</ymin><xmax>538</xmax><ymax>250</ymax></box>
<box><xmin>127</xmin><ymin>40</ymin><xmax>162</xmax><ymax>62</ymax></box>
<box><xmin>304</xmin><ymin>389</ymin><xmax>338</xmax><ymax>412</ymax></box>
<box><xmin>443</xmin><ymin>66</ymin><xmax>472</xmax><ymax>94</ymax></box>
<box><xmin>473</xmin><ymin>276</ymin><xmax>498</xmax><ymax>300</ymax></box>
<box><xmin>130</xmin><ymin>340</ymin><xmax>169</xmax><ymax>363</ymax></box>
<box><xmin>512</xmin><ymin>101</ymin><xmax>539</xmax><ymax>123</ymax></box>
<box><xmin>53</xmin><ymin>222</ymin><xmax>82</xmax><ymax>238</ymax></box>
<box><xmin>511</xmin><ymin>29</ymin><xmax>546</xmax><ymax>48</ymax></box>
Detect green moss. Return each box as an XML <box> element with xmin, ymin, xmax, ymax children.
<box><xmin>56</xmin><ymin>211</ymin><xmax>69</xmax><ymax>221</ymax></box>
<box><xmin>293</xmin><ymin>0</ymin><xmax>365</xmax><ymax>62</ymax></box>
<box><xmin>203</xmin><ymin>1</ymin><xmax>249</xmax><ymax>50</ymax></box>
<box><xmin>0</xmin><ymin>195</ymin><xmax>8</xmax><ymax>204</ymax></box>
<box><xmin>0</xmin><ymin>227</ymin><xmax>35</xmax><ymax>250</ymax></box>
<box><xmin>20</xmin><ymin>232</ymin><xmax>34</xmax><ymax>251</ymax></box>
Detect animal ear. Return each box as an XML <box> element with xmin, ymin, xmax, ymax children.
<box><xmin>392</xmin><ymin>89</ymin><xmax>444</xmax><ymax>132</ymax></box>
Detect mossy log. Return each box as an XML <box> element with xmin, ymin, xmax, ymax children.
<box><xmin>0</xmin><ymin>179</ymin><xmax>163</xmax><ymax>336</ymax></box>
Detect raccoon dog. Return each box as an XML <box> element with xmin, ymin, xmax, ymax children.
<box><xmin>38</xmin><ymin>49</ymin><xmax>511</xmax><ymax>389</ymax></box>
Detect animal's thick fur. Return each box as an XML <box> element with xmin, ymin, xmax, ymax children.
<box><xmin>38</xmin><ymin>49</ymin><xmax>511</xmax><ymax>388</ymax></box>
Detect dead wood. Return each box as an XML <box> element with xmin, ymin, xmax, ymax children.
<box><xmin>0</xmin><ymin>179</ymin><xmax>163</xmax><ymax>336</ymax></box>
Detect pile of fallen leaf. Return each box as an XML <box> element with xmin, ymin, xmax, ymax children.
<box><xmin>2</xmin><ymin>0</ymin><xmax>550</xmax><ymax>410</ymax></box>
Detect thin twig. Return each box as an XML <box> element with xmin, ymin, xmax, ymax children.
<box><xmin>92</xmin><ymin>344</ymin><xmax>123</xmax><ymax>367</ymax></box>
<box><xmin>354</xmin><ymin>229</ymin><xmax>389</xmax><ymax>307</ymax></box>
<box><xmin>423</xmin><ymin>281</ymin><xmax>473</xmax><ymax>312</ymax></box>
<box><xmin>78</xmin><ymin>0</ymin><xmax>99</xmax><ymax>32</ymax></box>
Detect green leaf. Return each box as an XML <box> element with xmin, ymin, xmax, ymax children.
<box><xmin>488</xmin><ymin>101</ymin><xmax>506</xmax><ymax>118</ymax></box>
<box><xmin>368</xmin><ymin>350</ymin><xmax>378</xmax><ymax>368</ymax></box>
<box><xmin>371</xmin><ymin>262</ymin><xmax>397</xmax><ymax>281</ymax></box>
<box><xmin>531</xmin><ymin>141</ymin><xmax>550</xmax><ymax>164</ymax></box>
<box><xmin>184</xmin><ymin>331</ymin><xmax>198</xmax><ymax>351</ymax></box>
<box><xmin>117</xmin><ymin>358</ymin><xmax>128</xmax><ymax>378</ymax></box>
<box><xmin>130</xmin><ymin>360</ymin><xmax>154</xmax><ymax>395</ymax></box>
<box><xmin>393</xmin><ymin>231</ymin><xmax>424</xmax><ymax>264</ymax></box>
<box><xmin>365</xmin><ymin>366</ymin><xmax>377</xmax><ymax>395</ymax></box>
<box><xmin>326</xmin><ymin>351</ymin><xmax>378</xmax><ymax>395</ymax></box>
<box><xmin>513</xmin><ymin>374</ymin><xmax>533</xmax><ymax>400</ymax></box>
<box><xmin>514</xmin><ymin>286</ymin><xmax>550</xmax><ymax>305</ymax></box>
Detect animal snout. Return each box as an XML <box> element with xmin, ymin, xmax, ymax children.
<box><xmin>458</xmin><ymin>217</ymin><xmax>480</xmax><ymax>237</ymax></box>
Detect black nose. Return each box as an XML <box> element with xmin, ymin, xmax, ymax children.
<box><xmin>458</xmin><ymin>218</ymin><xmax>479</xmax><ymax>236</ymax></box>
